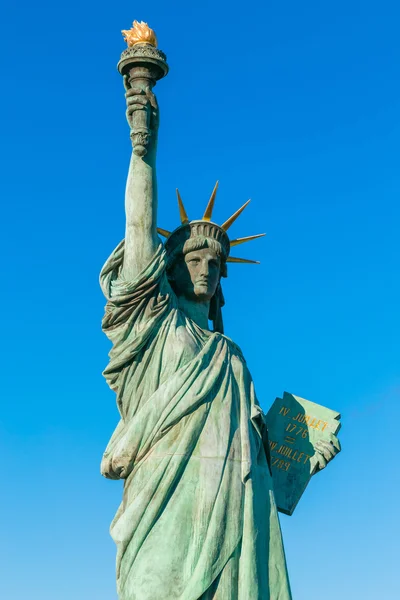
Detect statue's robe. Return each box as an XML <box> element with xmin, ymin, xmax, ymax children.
<box><xmin>100</xmin><ymin>242</ymin><xmax>292</xmax><ymax>600</ymax></box>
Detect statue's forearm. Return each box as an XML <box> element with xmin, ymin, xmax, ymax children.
<box><xmin>122</xmin><ymin>146</ymin><xmax>158</xmax><ymax>280</ymax></box>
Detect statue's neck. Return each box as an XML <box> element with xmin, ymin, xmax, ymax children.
<box><xmin>177</xmin><ymin>296</ymin><xmax>210</xmax><ymax>330</ymax></box>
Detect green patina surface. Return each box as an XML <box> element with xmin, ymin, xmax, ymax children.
<box><xmin>100</xmin><ymin>245</ymin><xmax>292</xmax><ymax>599</ymax></box>
<box><xmin>99</xmin><ymin>30</ymin><xmax>340</xmax><ymax>600</ymax></box>
<box><xmin>266</xmin><ymin>392</ymin><xmax>341</xmax><ymax>515</ymax></box>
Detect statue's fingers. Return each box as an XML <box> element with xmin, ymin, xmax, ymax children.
<box><xmin>148</xmin><ymin>94</ymin><xmax>158</xmax><ymax>110</ymax></box>
<box><xmin>329</xmin><ymin>434</ymin><xmax>341</xmax><ymax>452</ymax></box>
<box><xmin>144</xmin><ymin>86</ymin><xmax>158</xmax><ymax>109</ymax></box>
<box><xmin>126</xmin><ymin>104</ymin><xmax>147</xmax><ymax>116</ymax></box>
<box><xmin>314</xmin><ymin>440</ymin><xmax>328</xmax><ymax>452</ymax></box>
<box><xmin>126</xmin><ymin>95</ymin><xmax>148</xmax><ymax>107</ymax></box>
<box><xmin>319</xmin><ymin>441</ymin><xmax>335</xmax><ymax>460</ymax></box>
<box><xmin>313</xmin><ymin>441</ymin><xmax>333</xmax><ymax>462</ymax></box>
<box><xmin>320</xmin><ymin>440</ymin><xmax>331</xmax><ymax>448</ymax></box>
<box><xmin>323</xmin><ymin>447</ymin><xmax>334</xmax><ymax>461</ymax></box>
<box><xmin>321</xmin><ymin>439</ymin><xmax>340</xmax><ymax>458</ymax></box>
<box><xmin>125</xmin><ymin>87</ymin><xmax>146</xmax><ymax>97</ymax></box>
<box><xmin>123</xmin><ymin>75</ymin><xmax>130</xmax><ymax>92</ymax></box>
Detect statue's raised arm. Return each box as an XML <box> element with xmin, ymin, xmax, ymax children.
<box><xmin>122</xmin><ymin>85</ymin><xmax>159</xmax><ymax>280</ymax></box>
<box><xmin>117</xmin><ymin>21</ymin><xmax>169</xmax><ymax>281</ymax></box>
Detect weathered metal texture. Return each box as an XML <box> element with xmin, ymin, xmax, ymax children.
<box><xmin>98</xmin><ymin>21</ymin><xmax>341</xmax><ymax>600</ymax></box>
<box><xmin>118</xmin><ymin>44</ymin><xmax>168</xmax><ymax>156</ymax></box>
<box><xmin>265</xmin><ymin>392</ymin><xmax>341</xmax><ymax>515</ymax></box>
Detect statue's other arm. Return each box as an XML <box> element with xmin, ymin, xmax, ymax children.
<box><xmin>122</xmin><ymin>85</ymin><xmax>159</xmax><ymax>281</ymax></box>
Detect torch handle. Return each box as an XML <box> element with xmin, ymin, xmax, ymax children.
<box><xmin>125</xmin><ymin>70</ymin><xmax>157</xmax><ymax>157</ymax></box>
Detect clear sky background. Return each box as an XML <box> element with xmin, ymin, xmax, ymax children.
<box><xmin>1</xmin><ymin>1</ymin><xmax>399</xmax><ymax>598</ymax></box>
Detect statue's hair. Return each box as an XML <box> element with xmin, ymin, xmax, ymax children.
<box><xmin>166</xmin><ymin>235</ymin><xmax>228</xmax><ymax>278</ymax></box>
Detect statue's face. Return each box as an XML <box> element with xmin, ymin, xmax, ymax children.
<box><xmin>170</xmin><ymin>247</ymin><xmax>221</xmax><ymax>302</ymax></box>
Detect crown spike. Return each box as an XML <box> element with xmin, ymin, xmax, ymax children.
<box><xmin>157</xmin><ymin>227</ymin><xmax>171</xmax><ymax>238</ymax></box>
<box><xmin>221</xmin><ymin>199</ymin><xmax>251</xmax><ymax>231</ymax></box>
<box><xmin>202</xmin><ymin>181</ymin><xmax>219</xmax><ymax>222</ymax></box>
<box><xmin>176</xmin><ymin>189</ymin><xmax>189</xmax><ymax>224</ymax></box>
<box><xmin>230</xmin><ymin>233</ymin><xmax>266</xmax><ymax>247</ymax></box>
<box><xmin>226</xmin><ymin>256</ymin><xmax>260</xmax><ymax>264</ymax></box>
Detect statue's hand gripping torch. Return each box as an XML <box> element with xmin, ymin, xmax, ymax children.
<box><xmin>124</xmin><ymin>84</ymin><xmax>159</xmax><ymax>154</ymax></box>
<box><xmin>118</xmin><ymin>21</ymin><xmax>168</xmax><ymax>157</ymax></box>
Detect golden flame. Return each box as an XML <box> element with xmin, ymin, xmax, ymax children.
<box><xmin>122</xmin><ymin>20</ymin><xmax>158</xmax><ymax>47</ymax></box>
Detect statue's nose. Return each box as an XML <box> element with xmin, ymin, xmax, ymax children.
<box><xmin>199</xmin><ymin>261</ymin><xmax>209</xmax><ymax>276</ymax></box>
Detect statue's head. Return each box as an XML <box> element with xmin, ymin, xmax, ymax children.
<box><xmin>159</xmin><ymin>183</ymin><xmax>265</xmax><ymax>333</ymax></box>
<box><xmin>166</xmin><ymin>234</ymin><xmax>227</xmax><ymax>302</ymax></box>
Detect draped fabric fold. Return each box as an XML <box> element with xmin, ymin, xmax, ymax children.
<box><xmin>100</xmin><ymin>241</ymin><xmax>292</xmax><ymax>600</ymax></box>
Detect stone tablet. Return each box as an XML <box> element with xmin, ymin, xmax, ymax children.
<box><xmin>265</xmin><ymin>392</ymin><xmax>341</xmax><ymax>515</ymax></box>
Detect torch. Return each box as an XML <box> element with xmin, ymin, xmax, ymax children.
<box><xmin>118</xmin><ymin>21</ymin><xmax>169</xmax><ymax>157</ymax></box>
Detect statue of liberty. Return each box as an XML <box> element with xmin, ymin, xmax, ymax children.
<box><xmin>100</xmin><ymin>21</ymin><xmax>338</xmax><ymax>600</ymax></box>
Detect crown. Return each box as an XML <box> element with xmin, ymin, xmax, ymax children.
<box><xmin>157</xmin><ymin>182</ymin><xmax>265</xmax><ymax>264</ymax></box>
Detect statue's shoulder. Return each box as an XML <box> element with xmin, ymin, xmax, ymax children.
<box><xmin>218</xmin><ymin>333</ymin><xmax>247</xmax><ymax>363</ymax></box>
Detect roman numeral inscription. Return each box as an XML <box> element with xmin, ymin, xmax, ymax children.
<box><xmin>265</xmin><ymin>392</ymin><xmax>341</xmax><ymax>515</ymax></box>
<box><xmin>269</xmin><ymin>440</ymin><xmax>313</xmax><ymax>471</ymax></box>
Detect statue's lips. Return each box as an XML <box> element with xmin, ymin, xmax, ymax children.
<box><xmin>194</xmin><ymin>279</ymin><xmax>209</xmax><ymax>286</ymax></box>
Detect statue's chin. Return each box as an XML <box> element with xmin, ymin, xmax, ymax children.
<box><xmin>175</xmin><ymin>284</ymin><xmax>215</xmax><ymax>303</ymax></box>
<box><xmin>192</xmin><ymin>289</ymin><xmax>213</xmax><ymax>302</ymax></box>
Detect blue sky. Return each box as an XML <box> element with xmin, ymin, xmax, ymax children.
<box><xmin>1</xmin><ymin>1</ymin><xmax>399</xmax><ymax>598</ymax></box>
